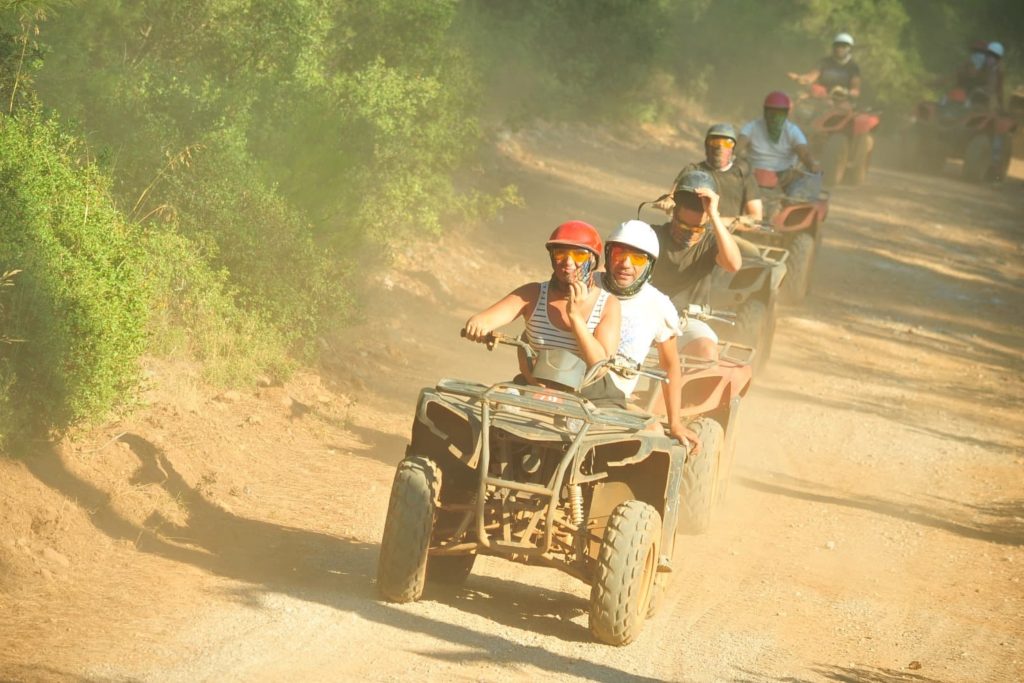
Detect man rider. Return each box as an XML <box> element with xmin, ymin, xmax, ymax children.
<box><xmin>737</xmin><ymin>91</ymin><xmax>822</xmax><ymax>200</ymax></box>
<box><xmin>788</xmin><ymin>32</ymin><xmax>861</xmax><ymax>98</ymax></box>
<box><xmin>673</xmin><ymin>123</ymin><xmax>763</xmax><ymax>222</ymax></box>
<box><xmin>650</xmin><ymin>169</ymin><xmax>742</xmax><ymax>361</ymax></box>
<box><xmin>598</xmin><ymin>220</ymin><xmax>693</xmax><ymax>446</ymax></box>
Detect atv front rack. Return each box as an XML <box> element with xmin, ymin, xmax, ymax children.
<box><xmin>432</xmin><ymin>378</ymin><xmax>659</xmax><ymax>558</ymax></box>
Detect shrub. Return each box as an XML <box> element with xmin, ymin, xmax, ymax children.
<box><xmin>0</xmin><ymin>110</ymin><xmax>148</xmax><ymax>432</ymax></box>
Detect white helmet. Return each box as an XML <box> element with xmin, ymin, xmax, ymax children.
<box><xmin>833</xmin><ymin>32</ymin><xmax>854</xmax><ymax>46</ymax></box>
<box><xmin>603</xmin><ymin>220</ymin><xmax>659</xmax><ymax>297</ymax></box>
<box><xmin>607</xmin><ymin>220</ymin><xmax>660</xmax><ymax>259</ymax></box>
<box><xmin>988</xmin><ymin>41</ymin><xmax>1004</xmax><ymax>58</ymax></box>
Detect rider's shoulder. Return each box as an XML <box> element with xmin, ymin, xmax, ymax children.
<box><xmin>513</xmin><ymin>281</ymin><xmax>543</xmax><ymax>299</ymax></box>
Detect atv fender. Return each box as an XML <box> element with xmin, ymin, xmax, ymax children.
<box><xmin>587</xmin><ymin>444</ymin><xmax>686</xmax><ymax>562</ymax></box>
<box><xmin>813</xmin><ymin>109</ymin><xmax>853</xmax><ymax>134</ymax></box>
<box><xmin>852</xmin><ymin>113</ymin><xmax>880</xmax><ymax>135</ymax></box>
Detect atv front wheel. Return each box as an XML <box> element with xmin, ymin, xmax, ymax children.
<box><xmin>377</xmin><ymin>456</ymin><xmax>440</xmax><ymax>602</ymax></box>
<box><xmin>781</xmin><ymin>233</ymin><xmax>816</xmax><ymax>304</ymax></box>
<box><xmin>679</xmin><ymin>417</ymin><xmax>725</xmax><ymax>534</ymax></box>
<box><xmin>846</xmin><ymin>133</ymin><xmax>874</xmax><ymax>185</ymax></box>
<box><xmin>963</xmin><ymin>134</ymin><xmax>991</xmax><ymax>183</ymax></box>
<box><xmin>589</xmin><ymin>500</ymin><xmax>661</xmax><ymax>646</ymax></box>
<box><xmin>821</xmin><ymin>133</ymin><xmax>849</xmax><ymax>187</ymax></box>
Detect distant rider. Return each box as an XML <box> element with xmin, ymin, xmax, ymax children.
<box><xmin>788</xmin><ymin>32</ymin><xmax>862</xmax><ymax>99</ymax></box>
<box><xmin>737</xmin><ymin>91</ymin><xmax>822</xmax><ymax>200</ymax></box>
<box><xmin>463</xmin><ymin>221</ymin><xmax>623</xmax><ymax>404</ymax></box>
<box><xmin>598</xmin><ymin>220</ymin><xmax>694</xmax><ymax>446</ymax></box>
<box><xmin>650</xmin><ymin>169</ymin><xmax>742</xmax><ymax>361</ymax></box>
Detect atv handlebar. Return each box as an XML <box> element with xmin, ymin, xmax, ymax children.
<box><xmin>681</xmin><ymin>304</ymin><xmax>736</xmax><ymax>326</ymax></box>
<box><xmin>460</xmin><ymin>329</ymin><xmax>668</xmax><ymax>383</ymax></box>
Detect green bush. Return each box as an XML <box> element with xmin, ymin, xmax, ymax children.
<box><xmin>0</xmin><ymin>110</ymin><xmax>148</xmax><ymax>432</ymax></box>
<box><xmin>142</xmin><ymin>228</ymin><xmax>295</xmax><ymax>386</ymax></box>
<box><xmin>160</xmin><ymin>126</ymin><xmax>349</xmax><ymax>356</ymax></box>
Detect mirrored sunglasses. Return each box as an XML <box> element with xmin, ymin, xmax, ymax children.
<box><xmin>550</xmin><ymin>247</ymin><xmax>592</xmax><ymax>264</ymax></box>
<box><xmin>706</xmin><ymin>137</ymin><xmax>736</xmax><ymax>149</ymax></box>
<box><xmin>608</xmin><ymin>245</ymin><xmax>650</xmax><ymax>267</ymax></box>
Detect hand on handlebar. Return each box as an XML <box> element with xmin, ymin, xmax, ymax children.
<box><xmin>462</xmin><ymin>318</ymin><xmax>493</xmax><ymax>343</ymax></box>
<box><xmin>668</xmin><ymin>421</ymin><xmax>701</xmax><ymax>454</ymax></box>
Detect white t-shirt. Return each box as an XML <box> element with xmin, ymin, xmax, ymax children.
<box><xmin>740</xmin><ymin>118</ymin><xmax>808</xmax><ymax>171</ymax></box>
<box><xmin>599</xmin><ymin>280</ymin><xmax>680</xmax><ymax>395</ymax></box>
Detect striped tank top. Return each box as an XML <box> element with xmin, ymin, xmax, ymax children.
<box><xmin>525</xmin><ymin>281</ymin><xmax>610</xmax><ymax>355</ymax></box>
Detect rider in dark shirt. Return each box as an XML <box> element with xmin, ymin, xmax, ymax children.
<box><xmin>788</xmin><ymin>32</ymin><xmax>862</xmax><ymax>98</ymax></box>
<box><xmin>673</xmin><ymin>124</ymin><xmax>762</xmax><ymax>221</ymax></box>
<box><xmin>650</xmin><ymin>169</ymin><xmax>742</xmax><ymax>360</ymax></box>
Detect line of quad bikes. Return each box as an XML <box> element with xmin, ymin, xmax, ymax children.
<box><xmin>373</xmin><ymin>85</ymin><xmax>1020</xmax><ymax>646</ymax></box>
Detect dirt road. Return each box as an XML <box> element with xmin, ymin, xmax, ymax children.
<box><xmin>2</xmin><ymin>123</ymin><xmax>1023</xmax><ymax>682</ymax></box>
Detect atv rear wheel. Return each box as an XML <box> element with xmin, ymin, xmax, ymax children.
<box><xmin>846</xmin><ymin>133</ymin><xmax>873</xmax><ymax>185</ymax></box>
<box><xmin>679</xmin><ymin>417</ymin><xmax>725</xmax><ymax>535</ymax></box>
<box><xmin>377</xmin><ymin>456</ymin><xmax>439</xmax><ymax>602</ymax></box>
<box><xmin>963</xmin><ymin>134</ymin><xmax>991</xmax><ymax>183</ymax></box>
<box><xmin>821</xmin><ymin>133</ymin><xmax>849</xmax><ymax>187</ymax></box>
<box><xmin>781</xmin><ymin>233</ymin><xmax>815</xmax><ymax>304</ymax></box>
<box><xmin>733</xmin><ymin>299</ymin><xmax>772</xmax><ymax>372</ymax></box>
<box><xmin>589</xmin><ymin>500</ymin><xmax>661</xmax><ymax>646</ymax></box>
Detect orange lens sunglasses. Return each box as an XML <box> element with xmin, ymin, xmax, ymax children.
<box><xmin>608</xmin><ymin>245</ymin><xmax>650</xmax><ymax>267</ymax></box>
<box><xmin>706</xmin><ymin>137</ymin><xmax>736</xmax><ymax>149</ymax></box>
<box><xmin>550</xmin><ymin>247</ymin><xmax>592</xmax><ymax>264</ymax></box>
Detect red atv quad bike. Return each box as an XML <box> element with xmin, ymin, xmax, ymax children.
<box><xmin>633</xmin><ymin>313</ymin><xmax>754</xmax><ymax>537</ymax></box>
<box><xmin>910</xmin><ymin>88</ymin><xmax>1017</xmax><ymax>182</ymax></box>
<box><xmin>794</xmin><ymin>84</ymin><xmax>881</xmax><ymax>187</ymax></box>
<box><xmin>746</xmin><ymin>169</ymin><xmax>829</xmax><ymax>305</ymax></box>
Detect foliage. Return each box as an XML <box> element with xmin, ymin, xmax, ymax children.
<box><xmin>0</xmin><ymin>110</ymin><xmax>149</xmax><ymax>433</ymax></box>
<box><xmin>0</xmin><ymin>268</ymin><xmax>19</xmax><ymax>445</ymax></box>
<box><xmin>141</xmin><ymin>228</ymin><xmax>294</xmax><ymax>387</ymax></box>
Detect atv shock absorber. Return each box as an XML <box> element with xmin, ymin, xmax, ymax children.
<box><xmin>569</xmin><ymin>484</ymin><xmax>584</xmax><ymax>527</ymax></box>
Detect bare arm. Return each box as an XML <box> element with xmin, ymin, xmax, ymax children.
<box><xmin>695</xmin><ymin>187</ymin><xmax>741</xmax><ymax>272</ymax></box>
<box><xmin>849</xmin><ymin>74</ymin><xmax>862</xmax><ymax>98</ymax></box>
<box><xmin>788</xmin><ymin>68</ymin><xmax>821</xmax><ymax>86</ymax></box>
<box><xmin>795</xmin><ymin>143</ymin><xmax>821</xmax><ymax>173</ymax></box>
<box><xmin>464</xmin><ymin>283</ymin><xmax>537</xmax><ymax>341</ymax></box>
<box><xmin>655</xmin><ymin>337</ymin><xmax>695</xmax><ymax>448</ymax></box>
<box><xmin>745</xmin><ymin>198</ymin><xmax>764</xmax><ymax>222</ymax></box>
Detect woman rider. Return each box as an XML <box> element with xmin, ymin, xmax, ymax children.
<box><xmin>463</xmin><ymin>220</ymin><xmax>623</xmax><ymax>405</ymax></box>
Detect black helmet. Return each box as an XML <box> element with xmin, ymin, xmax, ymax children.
<box><xmin>705</xmin><ymin>123</ymin><xmax>737</xmax><ymax>143</ymax></box>
<box><xmin>673</xmin><ymin>167</ymin><xmax>717</xmax><ymax>197</ymax></box>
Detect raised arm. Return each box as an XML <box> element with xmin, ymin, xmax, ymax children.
<box><xmin>464</xmin><ymin>283</ymin><xmax>537</xmax><ymax>341</ymax></box>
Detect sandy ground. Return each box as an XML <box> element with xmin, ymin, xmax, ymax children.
<box><xmin>1</xmin><ymin>121</ymin><xmax>1023</xmax><ymax>683</ymax></box>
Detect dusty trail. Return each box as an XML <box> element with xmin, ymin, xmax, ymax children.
<box><xmin>2</xmin><ymin>123</ymin><xmax>1022</xmax><ymax>683</ymax></box>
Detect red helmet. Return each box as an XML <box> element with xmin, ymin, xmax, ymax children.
<box><xmin>763</xmin><ymin>91</ymin><xmax>792</xmax><ymax>111</ymax></box>
<box><xmin>545</xmin><ymin>220</ymin><xmax>602</xmax><ymax>257</ymax></box>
